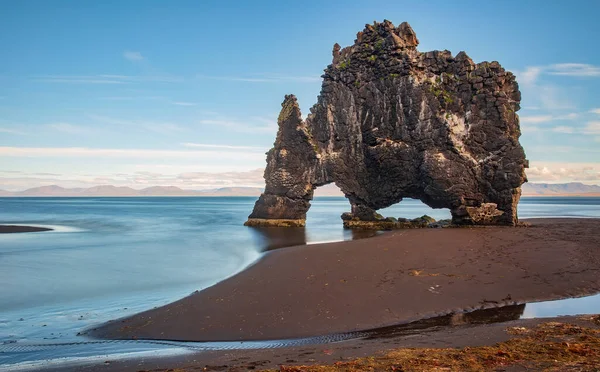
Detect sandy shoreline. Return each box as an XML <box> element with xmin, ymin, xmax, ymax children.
<box><xmin>53</xmin><ymin>314</ymin><xmax>600</xmax><ymax>372</ymax></box>
<box><xmin>88</xmin><ymin>218</ymin><xmax>600</xmax><ymax>343</ymax></box>
<box><xmin>0</xmin><ymin>225</ymin><xmax>53</xmax><ymax>233</ymax></box>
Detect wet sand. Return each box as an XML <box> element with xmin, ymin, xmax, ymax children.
<box><xmin>0</xmin><ymin>225</ymin><xmax>53</xmax><ymax>233</ymax></box>
<box><xmin>57</xmin><ymin>314</ymin><xmax>600</xmax><ymax>372</ymax></box>
<box><xmin>89</xmin><ymin>218</ymin><xmax>600</xmax><ymax>343</ymax></box>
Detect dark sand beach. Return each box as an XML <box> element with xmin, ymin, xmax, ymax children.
<box><xmin>90</xmin><ymin>218</ymin><xmax>600</xmax><ymax>343</ymax></box>
<box><xmin>0</xmin><ymin>225</ymin><xmax>53</xmax><ymax>233</ymax></box>
<box><xmin>59</xmin><ymin>314</ymin><xmax>600</xmax><ymax>371</ymax></box>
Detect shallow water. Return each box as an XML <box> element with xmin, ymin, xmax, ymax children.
<box><xmin>1</xmin><ymin>196</ymin><xmax>600</xmax><ymax>369</ymax></box>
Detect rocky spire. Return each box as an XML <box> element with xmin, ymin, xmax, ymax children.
<box><xmin>246</xmin><ymin>21</ymin><xmax>527</xmax><ymax>228</ymax></box>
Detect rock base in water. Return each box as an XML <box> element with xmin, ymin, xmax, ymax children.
<box><xmin>342</xmin><ymin>215</ymin><xmax>452</xmax><ymax>230</ymax></box>
<box><xmin>244</xmin><ymin>218</ymin><xmax>306</xmax><ymax>228</ymax></box>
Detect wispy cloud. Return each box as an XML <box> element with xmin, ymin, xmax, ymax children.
<box><xmin>181</xmin><ymin>143</ymin><xmax>267</xmax><ymax>151</ymax></box>
<box><xmin>32</xmin><ymin>74</ymin><xmax>183</xmax><ymax>84</ymax></box>
<box><xmin>519</xmin><ymin>63</ymin><xmax>600</xmax><ymax>85</ymax></box>
<box><xmin>171</xmin><ymin>101</ymin><xmax>197</xmax><ymax>106</ymax></box>
<box><xmin>33</xmin><ymin>76</ymin><xmax>128</xmax><ymax>84</ymax></box>
<box><xmin>198</xmin><ymin>116</ymin><xmax>277</xmax><ymax>133</ymax></box>
<box><xmin>520</xmin><ymin>113</ymin><xmax>577</xmax><ymax>124</ymax></box>
<box><xmin>520</xmin><ymin>67</ymin><xmax>542</xmax><ymax>86</ymax></box>
<box><xmin>527</xmin><ymin>161</ymin><xmax>600</xmax><ymax>183</ymax></box>
<box><xmin>196</xmin><ymin>73</ymin><xmax>321</xmax><ymax>83</ymax></box>
<box><xmin>0</xmin><ymin>146</ymin><xmax>267</xmax><ymax>161</ymax></box>
<box><xmin>520</xmin><ymin>115</ymin><xmax>553</xmax><ymax>124</ymax></box>
<box><xmin>584</xmin><ymin>121</ymin><xmax>600</xmax><ymax>134</ymax></box>
<box><xmin>33</xmin><ymin>172</ymin><xmax>62</xmax><ymax>176</ymax></box>
<box><xmin>123</xmin><ymin>51</ymin><xmax>144</xmax><ymax>61</ymax></box>
<box><xmin>99</xmin><ymin>96</ymin><xmax>164</xmax><ymax>101</ymax></box>
<box><xmin>524</xmin><ymin>117</ymin><xmax>600</xmax><ymax>137</ymax></box>
<box><xmin>0</xmin><ymin>127</ymin><xmax>28</xmax><ymax>135</ymax></box>
<box><xmin>551</xmin><ymin>126</ymin><xmax>575</xmax><ymax>134</ymax></box>
<box><xmin>547</xmin><ymin>63</ymin><xmax>600</xmax><ymax>77</ymax></box>
<box><xmin>516</xmin><ymin>63</ymin><xmax>600</xmax><ymax>111</ymax></box>
<box><xmin>0</xmin><ymin>168</ymin><xmax>267</xmax><ymax>191</ymax></box>
<box><xmin>48</xmin><ymin>123</ymin><xmax>88</xmax><ymax>134</ymax></box>
<box><xmin>88</xmin><ymin>114</ymin><xmax>186</xmax><ymax>134</ymax></box>
<box><xmin>590</xmin><ymin>108</ymin><xmax>600</xmax><ymax>115</ymax></box>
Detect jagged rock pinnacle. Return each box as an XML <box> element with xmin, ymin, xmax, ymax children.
<box><xmin>246</xmin><ymin>20</ymin><xmax>527</xmax><ymax>228</ymax></box>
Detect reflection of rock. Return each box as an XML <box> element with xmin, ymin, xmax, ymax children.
<box><xmin>246</xmin><ymin>20</ymin><xmax>527</xmax><ymax>228</ymax></box>
<box><xmin>0</xmin><ymin>225</ymin><xmax>53</xmax><ymax>233</ymax></box>
<box><xmin>452</xmin><ymin>304</ymin><xmax>525</xmax><ymax>325</ymax></box>
<box><xmin>250</xmin><ymin>226</ymin><xmax>378</xmax><ymax>251</ymax></box>
<box><xmin>250</xmin><ymin>227</ymin><xmax>307</xmax><ymax>252</ymax></box>
<box><xmin>365</xmin><ymin>303</ymin><xmax>525</xmax><ymax>339</ymax></box>
<box><xmin>348</xmin><ymin>229</ymin><xmax>380</xmax><ymax>240</ymax></box>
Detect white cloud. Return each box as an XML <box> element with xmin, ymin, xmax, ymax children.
<box><xmin>146</xmin><ymin>123</ymin><xmax>186</xmax><ymax>134</ymax></box>
<box><xmin>198</xmin><ymin>117</ymin><xmax>277</xmax><ymax>133</ymax></box>
<box><xmin>520</xmin><ymin>63</ymin><xmax>600</xmax><ymax>82</ymax></box>
<box><xmin>87</xmin><ymin>114</ymin><xmax>186</xmax><ymax>134</ymax></box>
<box><xmin>520</xmin><ymin>115</ymin><xmax>553</xmax><ymax>124</ymax></box>
<box><xmin>590</xmin><ymin>108</ymin><xmax>600</xmax><ymax>115</ymax></box>
<box><xmin>557</xmin><ymin>113</ymin><xmax>578</xmax><ymax>120</ymax></box>
<box><xmin>0</xmin><ymin>168</ymin><xmax>267</xmax><ymax>192</ymax></box>
<box><xmin>196</xmin><ymin>74</ymin><xmax>321</xmax><ymax>83</ymax></box>
<box><xmin>519</xmin><ymin>66</ymin><xmax>542</xmax><ymax>86</ymax></box>
<box><xmin>34</xmin><ymin>77</ymin><xmax>127</xmax><ymax>84</ymax></box>
<box><xmin>551</xmin><ymin>126</ymin><xmax>574</xmax><ymax>134</ymax></box>
<box><xmin>584</xmin><ymin>121</ymin><xmax>600</xmax><ymax>134</ymax></box>
<box><xmin>33</xmin><ymin>74</ymin><xmax>182</xmax><ymax>84</ymax></box>
<box><xmin>123</xmin><ymin>51</ymin><xmax>144</xmax><ymax>61</ymax></box>
<box><xmin>526</xmin><ymin>161</ymin><xmax>600</xmax><ymax>183</ymax></box>
<box><xmin>171</xmin><ymin>101</ymin><xmax>197</xmax><ymax>106</ymax></box>
<box><xmin>547</xmin><ymin>63</ymin><xmax>600</xmax><ymax>77</ymax></box>
<box><xmin>521</xmin><ymin>114</ymin><xmax>600</xmax><ymax>137</ymax></box>
<box><xmin>48</xmin><ymin>123</ymin><xmax>87</xmax><ymax>134</ymax></box>
<box><xmin>181</xmin><ymin>143</ymin><xmax>267</xmax><ymax>151</ymax></box>
<box><xmin>0</xmin><ymin>127</ymin><xmax>27</xmax><ymax>135</ymax></box>
<box><xmin>517</xmin><ymin>63</ymin><xmax>600</xmax><ymax>111</ymax></box>
<box><xmin>0</xmin><ymin>146</ymin><xmax>266</xmax><ymax>161</ymax></box>
<box><xmin>100</xmin><ymin>96</ymin><xmax>164</xmax><ymax>101</ymax></box>
<box><xmin>526</xmin><ymin>145</ymin><xmax>600</xmax><ymax>154</ymax></box>
<box><xmin>520</xmin><ymin>125</ymin><xmax>540</xmax><ymax>133</ymax></box>
<box><xmin>536</xmin><ymin>84</ymin><xmax>575</xmax><ymax>110</ymax></box>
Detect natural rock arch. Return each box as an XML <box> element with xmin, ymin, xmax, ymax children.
<box><xmin>246</xmin><ymin>20</ymin><xmax>528</xmax><ymax>228</ymax></box>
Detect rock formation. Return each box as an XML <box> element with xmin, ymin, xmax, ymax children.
<box><xmin>246</xmin><ymin>20</ymin><xmax>528</xmax><ymax>228</ymax></box>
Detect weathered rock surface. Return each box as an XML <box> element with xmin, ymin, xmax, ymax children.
<box><xmin>246</xmin><ymin>20</ymin><xmax>527</xmax><ymax>228</ymax></box>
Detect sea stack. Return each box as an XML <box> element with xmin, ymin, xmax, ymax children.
<box><xmin>246</xmin><ymin>20</ymin><xmax>527</xmax><ymax>228</ymax></box>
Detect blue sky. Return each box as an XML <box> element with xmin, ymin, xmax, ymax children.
<box><xmin>1</xmin><ymin>0</ymin><xmax>599</xmax><ymax>190</ymax></box>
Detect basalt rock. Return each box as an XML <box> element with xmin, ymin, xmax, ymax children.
<box><xmin>246</xmin><ymin>20</ymin><xmax>528</xmax><ymax>228</ymax></box>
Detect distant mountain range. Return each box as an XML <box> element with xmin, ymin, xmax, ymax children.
<box><xmin>520</xmin><ymin>182</ymin><xmax>600</xmax><ymax>196</ymax></box>
<box><xmin>0</xmin><ymin>183</ymin><xmax>599</xmax><ymax>197</ymax></box>
<box><xmin>0</xmin><ymin>185</ymin><xmax>264</xmax><ymax>197</ymax></box>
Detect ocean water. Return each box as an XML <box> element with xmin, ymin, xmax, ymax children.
<box><xmin>1</xmin><ymin>196</ymin><xmax>600</xmax><ymax>369</ymax></box>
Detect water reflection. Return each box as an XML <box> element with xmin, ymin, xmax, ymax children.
<box><xmin>248</xmin><ymin>226</ymin><xmax>379</xmax><ymax>252</ymax></box>
<box><xmin>250</xmin><ymin>227</ymin><xmax>307</xmax><ymax>251</ymax></box>
<box><xmin>364</xmin><ymin>304</ymin><xmax>525</xmax><ymax>340</ymax></box>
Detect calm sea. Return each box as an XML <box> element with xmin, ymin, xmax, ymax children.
<box><xmin>1</xmin><ymin>196</ymin><xmax>599</xmax><ymax>368</ymax></box>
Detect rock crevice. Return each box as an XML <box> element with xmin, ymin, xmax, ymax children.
<box><xmin>246</xmin><ymin>20</ymin><xmax>527</xmax><ymax>228</ymax></box>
